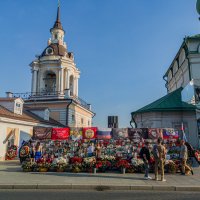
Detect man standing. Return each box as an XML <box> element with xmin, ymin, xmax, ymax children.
<box><xmin>140</xmin><ymin>142</ymin><xmax>152</xmax><ymax>180</ymax></box>
<box><xmin>180</xmin><ymin>140</ymin><xmax>193</xmax><ymax>175</ymax></box>
<box><xmin>154</xmin><ymin>137</ymin><xmax>166</xmax><ymax>181</ymax></box>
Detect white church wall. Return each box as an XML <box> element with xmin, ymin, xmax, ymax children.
<box><xmin>134</xmin><ymin>111</ymin><xmax>199</xmax><ymax>147</ymax></box>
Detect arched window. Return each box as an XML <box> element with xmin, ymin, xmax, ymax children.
<box><xmin>69</xmin><ymin>75</ymin><xmax>74</xmax><ymax>96</ymax></box>
<box><xmin>168</xmin><ymin>70</ymin><xmax>172</xmax><ymax>82</ymax></box>
<box><xmin>179</xmin><ymin>49</ymin><xmax>186</xmax><ymax>66</ymax></box>
<box><xmin>43</xmin><ymin>71</ymin><xmax>56</xmax><ymax>94</ymax></box>
<box><xmin>173</xmin><ymin>61</ymin><xmax>178</xmax><ymax>75</ymax></box>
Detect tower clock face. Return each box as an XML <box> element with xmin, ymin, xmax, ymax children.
<box><xmin>46</xmin><ymin>47</ymin><xmax>53</xmax><ymax>55</ymax></box>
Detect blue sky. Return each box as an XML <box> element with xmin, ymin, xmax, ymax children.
<box><xmin>0</xmin><ymin>0</ymin><xmax>199</xmax><ymax>128</ymax></box>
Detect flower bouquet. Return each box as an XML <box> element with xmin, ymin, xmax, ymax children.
<box><xmin>165</xmin><ymin>160</ymin><xmax>177</xmax><ymax>174</ymax></box>
<box><xmin>100</xmin><ymin>155</ymin><xmax>116</xmax><ymax>168</ymax></box>
<box><xmin>70</xmin><ymin>157</ymin><xmax>83</xmax><ymax>173</ymax></box>
<box><xmin>56</xmin><ymin>157</ymin><xmax>68</xmax><ymax>172</ymax></box>
<box><xmin>116</xmin><ymin>159</ymin><xmax>130</xmax><ymax>174</ymax></box>
<box><xmin>99</xmin><ymin>160</ymin><xmax>111</xmax><ymax>172</ymax></box>
<box><xmin>36</xmin><ymin>158</ymin><xmax>51</xmax><ymax>172</ymax></box>
<box><xmin>6</xmin><ymin>145</ymin><xmax>18</xmax><ymax>160</ymax></box>
<box><xmin>83</xmin><ymin>157</ymin><xmax>96</xmax><ymax>173</ymax></box>
<box><xmin>21</xmin><ymin>160</ymin><xmax>33</xmax><ymax>172</ymax></box>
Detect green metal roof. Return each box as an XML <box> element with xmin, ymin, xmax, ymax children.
<box><xmin>187</xmin><ymin>34</ymin><xmax>200</xmax><ymax>39</ymax></box>
<box><xmin>131</xmin><ymin>88</ymin><xmax>196</xmax><ymax>115</ymax></box>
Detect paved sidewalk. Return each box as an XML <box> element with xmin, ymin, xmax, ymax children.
<box><xmin>0</xmin><ymin>161</ymin><xmax>200</xmax><ymax>191</ymax></box>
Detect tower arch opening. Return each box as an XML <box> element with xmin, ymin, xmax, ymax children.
<box><xmin>43</xmin><ymin>71</ymin><xmax>57</xmax><ymax>94</ymax></box>
<box><xmin>69</xmin><ymin>75</ymin><xmax>74</xmax><ymax>96</ymax></box>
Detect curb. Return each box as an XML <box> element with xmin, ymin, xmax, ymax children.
<box><xmin>0</xmin><ymin>184</ymin><xmax>200</xmax><ymax>191</ymax></box>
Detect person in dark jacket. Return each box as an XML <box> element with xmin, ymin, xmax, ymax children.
<box><xmin>140</xmin><ymin>142</ymin><xmax>152</xmax><ymax>180</ymax></box>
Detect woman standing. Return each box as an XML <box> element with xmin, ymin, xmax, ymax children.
<box><xmin>34</xmin><ymin>142</ymin><xmax>42</xmax><ymax>161</ymax></box>
<box><xmin>95</xmin><ymin>142</ymin><xmax>101</xmax><ymax>158</ymax></box>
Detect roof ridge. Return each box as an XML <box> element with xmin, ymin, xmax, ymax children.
<box><xmin>132</xmin><ymin>87</ymin><xmax>196</xmax><ymax>115</ymax></box>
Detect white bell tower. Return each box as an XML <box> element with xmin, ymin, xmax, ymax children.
<box><xmin>30</xmin><ymin>1</ymin><xmax>80</xmax><ymax>99</ymax></box>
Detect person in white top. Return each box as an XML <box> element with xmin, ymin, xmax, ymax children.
<box><xmin>87</xmin><ymin>143</ymin><xmax>94</xmax><ymax>157</ymax></box>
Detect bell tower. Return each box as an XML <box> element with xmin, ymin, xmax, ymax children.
<box><xmin>49</xmin><ymin>1</ymin><xmax>66</xmax><ymax>47</ymax></box>
<box><xmin>25</xmin><ymin>1</ymin><xmax>94</xmax><ymax>128</ymax></box>
<box><xmin>30</xmin><ymin>0</ymin><xmax>80</xmax><ymax>99</ymax></box>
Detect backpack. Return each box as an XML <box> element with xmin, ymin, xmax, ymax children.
<box><xmin>152</xmin><ymin>145</ymin><xmax>159</xmax><ymax>159</ymax></box>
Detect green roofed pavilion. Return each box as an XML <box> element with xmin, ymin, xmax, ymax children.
<box><xmin>131</xmin><ymin>87</ymin><xmax>197</xmax><ymax>116</ymax></box>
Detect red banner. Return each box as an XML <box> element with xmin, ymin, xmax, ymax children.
<box><xmin>51</xmin><ymin>128</ymin><xmax>70</xmax><ymax>140</ymax></box>
<box><xmin>82</xmin><ymin>127</ymin><xmax>97</xmax><ymax>139</ymax></box>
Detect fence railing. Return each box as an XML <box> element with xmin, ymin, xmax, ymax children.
<box><xmin>12</xmin><ymin>92</ymin><xmax>91</xmax><ymax>111</ymax></box>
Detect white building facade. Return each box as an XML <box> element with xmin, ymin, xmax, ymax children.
<box><xmin>131</xmin><ymin>35</ymin><xmax>200</xmax><ymax>148</ymax></box>
<box><xmin>13</xmin><ymin>3</ymin><xmax>94</xmax><ymax>127</ymax></box>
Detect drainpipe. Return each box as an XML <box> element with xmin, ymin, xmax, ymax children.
<box><xmin>66</xmin><ymin>99</ymin><xmax>73</xmax><ymax>127</ymax></box>
<box><xmin>130</xmin><ymin>113</ymin><xmax>137</xmax><ymax>128</ymax></box>
<box><xmin>163</xmin><ymin>75</ymin><xmax>168</xmax><ymax>92</ymax></box>
<box><xmin>184</xmin><ymin>38</ymin><xmax>192</xmax><ymax>81</ymax></box>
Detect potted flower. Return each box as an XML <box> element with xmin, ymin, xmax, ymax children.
<box><xmin>56</xmin><ymin>157</ymin><xmax>67</xmax><ymax>172</ymax></box>
<box><xmin>37</xmin><ymin>158</ymin><xmax>50</xmax><ymax>172</ymax></box>
<box><xmin>21</xmin><ymin>160</ymin><xmax>33</xmax><ymax>172</ymax></box>
<box><xmin>99</xmin><ymin>160</ymin><xmax>111</xmax><ymax>172</ymax></box>
<box><xmin>131</xmin><ymin>158</ymin><xmax>144</xmax><ymax>173</ymax></box>
<box><xmin>83</xmin><ymin>157</ymin><xmax>96</xmax><ymax>173</ymax></box>
<box><xmin>116</xmin><ymin>159</ymin><xmax>130</xmax><ymax>174</ymax></box>
<box><xmin>100</xmin><ymin>155</ymin><xmax>116</xmax><ymax>169</ymax></box>
<box><xmin>70</xmin><ymin>157</ymin><xmax>83</xmax><ymax>173</ymax></box>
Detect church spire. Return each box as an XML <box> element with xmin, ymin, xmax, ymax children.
<box><xmin>52</xmin><ymin>0</ymin><xmax>64</xmax><ymax>31</ymax></box>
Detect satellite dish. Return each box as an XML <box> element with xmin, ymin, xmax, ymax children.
<box><xmin>196</xmin><ymin>0</ymin><xmax>200</xmax><ymax>15</ymax></box>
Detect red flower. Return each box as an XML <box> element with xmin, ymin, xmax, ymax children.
<box><xmin>70</xmin><ymin>157</ymin><xmax>83</xmax><ymax>164</ymax></box>
<box><xmin>95</xmin><ymin>161</ymin><xmax>103</xmax><ymax>169</ymax></box>
<box><xmin>46</xmin><ymin>158</ymin><xmax>53</xmax><ymax>163</ymax></box>
<box><xmin>116</xmin><ymin>159</ymin><xmax>130</xmax><ymax>169</ymax></box>
<box><xmin>105</xmin><ymin>161</ymin><xmax>111</xmax><ymax>167</ymax></box>
<box><xmin>36</xmin><ymin>158</ymin><xmax>45</xmax><ymax>164</ymax></box>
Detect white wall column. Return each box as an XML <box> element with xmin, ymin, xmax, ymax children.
<box><xmin>76</xmin><ymin>78</ymin><xmax>79</xmax><ymax>97</ymax></box>
<box><xmin>60</xmin><ymin>67</ymin><xmax>64</xmax><ymax>95</ymax></box>
<box><xmin>65</xmin><ymin>69</ymin><xmax>69</xmax><ymax>89</ymax></box>
<box><xmin>58</xmin><ymin>69</ymin><xmax>61</xmax><ymax>92</ymax></box>
<box><xmin>74</xmin><ymin>77</ymin><xmax>77</xmax><ymax>97</ymax></box>
<box><xmin>31</xmin><ymin>68</ymin><xmax>38</xmax><ymax>95</ymax></box>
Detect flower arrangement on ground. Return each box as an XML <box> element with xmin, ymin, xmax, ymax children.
<box><xmin>95</xmin><ymin>160</ymin><xmax>103</xmax><ymax>169</ymax></box>
<box><xmin>37</xmin><ymin>158</ymin><xmax>51</xmax><ymax>172</ymax></box>
<box><xmin>98</xmin><ymin>160</ymin><xmax>111</xmax><ymax>172</ymax></box>
<box><xmin>83</xmin><ymin>157</ymin><xmax>96</xmax><ymax>172</ymax></box>
<box><xmin>70</xmin><ymin>157</ymin><xmax>83</xmax><ymax>173</ymax></box>
<box><xmin>100</xmin><ymin>155</ymin><xmax>116</xmax><ymax>162</ymax></box>
<box><xmin>116</xmin><ymin>159</ymin><xmax>131</xmax><ymax>170</ymax></box>
<box><xmin>21</xmin><ymin>160</ymin><xmax>34</xmax><ymax>172</ymax></box>
<box><xmin>100</xmin><ymin>155</ymin><xmax>116</xmax><ymax>168</ymax></box>
<box><xmin>6</xmin><ymin>145</ymin><xmax>18</xmax><ymax>160</ymax></box>
<box><xmin>131</xmin><ymin>158</ymin><xmax>144</xmax><ymax>172</ymax></box>
<box><xmin>54</xmin><ymin>157</ymin><xmax>68</xmax><ymax>172</ymax></box>
<box><xmin>165</xmin><ymin>160</ymin><xmax>177</xmax><ymax>173</ymax></box>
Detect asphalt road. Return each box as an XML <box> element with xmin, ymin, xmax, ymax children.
<box><xmin>0</xmin><ymin>190</ymin><xmax>200</xmax><ymax>200</ymax></box>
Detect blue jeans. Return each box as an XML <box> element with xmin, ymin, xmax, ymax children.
<box><xmin>88</xmin><ymin>153</ymin><xmax>93</xmax><ymax>157</ymax></box>
<box><xmin>144</xmin><ymin>160</ymin><xmax>149</xmax><ymax>177</ymax></box>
